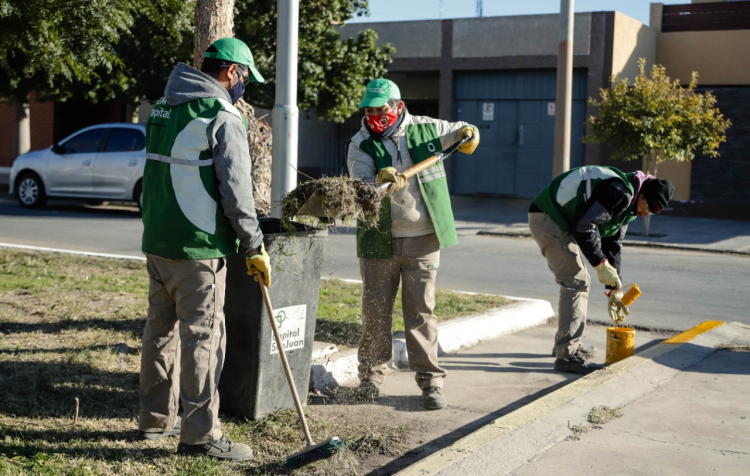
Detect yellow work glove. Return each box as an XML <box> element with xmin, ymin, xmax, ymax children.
<box><xmin>376</xmin><ymin>166</ymin><xmax>407</xmax><ymax>193</ymax></box>
<box><xmin>457</xmin><ymin>125</ymin><xmax>480</xmax><ymax>155</ymax></box>
<box><xmin>593</xmin><ymin>259</ymin><xmax>622</xmax><ymax>289</ymax></box>
<box><xmin>607</xmin><ymin>289</ymin><xmax>630</xmax><ymax>323</ymax></box>
<box><xmin>245</xmin><ymin>243</ymin><xmax>272</xmax><ymax>288</ymax></box>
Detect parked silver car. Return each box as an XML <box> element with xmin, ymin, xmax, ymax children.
<box><xmin>9</xmin><ymin>123</ymin><xmax>146</xmax><ymax>210</ymax></box>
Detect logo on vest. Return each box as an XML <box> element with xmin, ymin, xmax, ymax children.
<box><xmin>427</xmin><ymin>143</ymin><xmax>436</xmax><ymax>153</ymax></box>
<box><xmin>150</xmin><ymin>107</ymin><xmax>172</xmax><ymax>119</ymax></box>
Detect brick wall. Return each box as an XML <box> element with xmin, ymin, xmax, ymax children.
<box><xmin>0</xmin><ymin>92</ymin><xmax>55</xmax><ymax>167</ymax></box>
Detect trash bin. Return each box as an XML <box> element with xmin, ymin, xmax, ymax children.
<box><xmin>220</xmin><ymin>217</ymin><xmax>326</xmax><ymax>419</ymax></box>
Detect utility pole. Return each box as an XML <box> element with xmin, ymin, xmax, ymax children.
<box><xmin>477</xmin><ymin>0</ymin><xmax>483</xmax><ymax>17</ymax></box>
<box><xmin>552</xmin><ymin>0</ymin><xmax>574</xmax><ymax>177</ymax></box>
<box><xmin>271</xmin><ymin>0</ymin><xmax>300</xmax><ymax>218</ymax></box>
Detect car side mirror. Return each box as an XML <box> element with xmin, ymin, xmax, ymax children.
<box><xmin>51</xmin><ymin>143</ymin><xmax>66</xmax><ymax>154</ymax></box>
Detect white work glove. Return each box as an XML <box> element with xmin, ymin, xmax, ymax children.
<box><xmin>607</xmin><ymin>289</ymin><xmax>629</xmax><ymax>323</ymax></box>
<box><xmin>594</xmin><ymin>259</ymin><xmax>622</xmax><ymax>289</ymax></box>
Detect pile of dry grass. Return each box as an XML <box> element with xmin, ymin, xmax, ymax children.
<box><xmin>281</xmin><ymin>176</ymin><xmax>382</xmax><ymax>227</ymax></box>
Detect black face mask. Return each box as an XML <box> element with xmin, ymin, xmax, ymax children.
<box><xmin>229</xmin><ymin>77</ymin><xmax>245</xmax><ymax>104</ymax></box>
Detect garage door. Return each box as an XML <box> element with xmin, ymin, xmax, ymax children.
<box><xmin>452</xmin><ymin>69</ymin><xmax>588</xmax><ymax>198</ymax></box>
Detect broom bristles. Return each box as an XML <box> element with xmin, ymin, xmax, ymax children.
<box><xmin>285</xmin><ymin>437</ymin><xmax>344</xmax><ymax>468</ymax></box>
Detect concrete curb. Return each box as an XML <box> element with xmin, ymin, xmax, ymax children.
<box><xmin>310</xmin><ymin>297</ymin><xmax>555</xmax><ymax>392</ymax></box>
<box><xmin>477</xmin><ymin>229</ymin><xmax>750</xmax><ymax>256</ymax></box>
<box><xmin>395</xmin><ymin>320</ymin><xmax>750</xmax><ymax>476</ymax></box>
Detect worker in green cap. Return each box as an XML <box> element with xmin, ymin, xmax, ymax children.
<box><xmin>348</xmin><ymin>78</ymin><xmax>480</xmax><ymax>410</ymax></box>
<box><xmin>137</xmin><ymin>37</ymin><xmax>268</xmax><ymax>461</ymax></box>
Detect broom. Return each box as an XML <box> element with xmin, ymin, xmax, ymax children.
<box><xmin>258</xmin><ymin>275</ymin><xmax>344</xmax><ymax>468</ymax></box>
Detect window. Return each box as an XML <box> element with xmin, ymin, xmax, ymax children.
<box><xmin>61</xmin><ymin>129</ymin><xmax>107</xmax><ymax>154</ymax></box>
<box><xmin>104</xmin><ymin>128</ymin><xmax>146</xmax><ymax>152</ymax></box>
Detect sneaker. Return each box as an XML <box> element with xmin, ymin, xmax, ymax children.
<box><xmin>177</xmin><ymin>435</ymin><xmax>253</xmax><ymax>461</ymax></box>
<box><xmin>551</xmin><ymin>344</ymin><xmax>597</xmax><ymax>358</ymax></box>
<box><xmin>421</xmin><ymin>386</ymin><xmax>447</xmax><ymax>410</ymax></box>
<box><xmin>138</xmin><ymin>416</ymin><xmax>181</xmax><ymax>441</ymax></box>
<box><xmin>358</xmin><ymin>380</ymin><xmax>380</xmax><ymax>402</ymax></box>
<box><xmin>554</xmin><ymin>348</ymin><xmax>605</xmax><ymax>375</ymax></box>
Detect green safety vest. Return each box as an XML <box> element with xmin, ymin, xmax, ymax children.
<box><xmin>532</xmin><ymin>166</ymin><xmax>637</xmax><ymax>238</ymax></box>
<box><xmin>142</xmin><ymin>96</ymin><xmax>248</xmax><ymax>260</ymax></box>
<box><xmin>356</xmin><ymin>123</ymin><xmax>458</xmax><ymax>259</ymax></box>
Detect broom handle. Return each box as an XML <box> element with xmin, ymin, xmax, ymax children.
<box><xmin>259</xmin><ymin>276</ymin><xmax>315</xmax><ymax>447</ymax></box>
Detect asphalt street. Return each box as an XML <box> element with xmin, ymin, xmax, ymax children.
<box><xmin>1</xmin><ymin>194</ymin><xmax>748</xmax><ymax>332</ymax></box>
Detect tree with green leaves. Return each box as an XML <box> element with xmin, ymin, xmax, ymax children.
<box><xmin>584</xmin><ymin>58</ymin><xmax>731</xmax><ymax>234</ymax></box>
<box><xmin>0</xmin><ymin>0</ymin><xmax>189</xmax><ymax>155</ymax></box>
<box><xmin>235</xmin><ymin>0</ymin><xmax>395</xmax><ymax>122</ymax></box>
<box><xmin>585</xmin><ymin>58</ymin><xmax>730</xmax><ymax>169</ymax></box>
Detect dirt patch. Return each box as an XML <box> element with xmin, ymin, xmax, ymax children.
<box><xmin>587</xmin><ymin>405</ymin><xmax>623</xmax><ymax>424</ymax></box>
<box><xmin>716</xmin><ymin>343</ymin><xmax>750</xmax><ymax>353</ymax></box>
<box><xmin>281</xmin><ymin>176</ymin><xmax>382</xmax><ymax>228</ymax></box>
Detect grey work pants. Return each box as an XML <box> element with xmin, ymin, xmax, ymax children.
<box><xmin>138</xmin><ymin>254</ymin><xmax>227</xmax><ymax>445</ymax></box>
<box><xmin>358</xmin><ymin>233</ymin><xmax>446</xmax><ymax>389</ymax></box>
<box><xmin>528</xmin><ymin>213</ymin><xmax>591</xmax><ymax>359</ymax></box>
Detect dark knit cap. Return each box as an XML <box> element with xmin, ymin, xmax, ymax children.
<box><xmin>640</xmin><ymin>178</ymin><xmax>674</xmax><ymax>214</ymax></box>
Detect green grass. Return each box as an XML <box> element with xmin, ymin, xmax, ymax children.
<box><xmin>317</xmin><ymin>279</ymin><xmax>514</xmax><ymax>347</ymax></box>
<box><xmin>0</xmin><ymin>248</ymin><xmax>512</xmax><ymax>474</ymax></box>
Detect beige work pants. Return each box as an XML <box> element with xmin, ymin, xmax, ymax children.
<box><xmin>138</xmin><ymin>254</ymin><xmax>227</xmax><ymax>445</ymax></box>
<box><xmin>358</xmin><ymin>233</ymin><xmax>446</xmax><ymax>389</ymax></box>
<box><xmin>528</xmin><ymin>213</ymin><xmax>591</xmax><ymax>359</ymax></box>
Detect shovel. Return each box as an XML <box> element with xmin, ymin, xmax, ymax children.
<box><xmin>295</xmin><ymin>136</ymin><xmax>469</xmax><ymax>218</ymax></box>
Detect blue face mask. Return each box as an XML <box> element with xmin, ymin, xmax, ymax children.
<box><xmin>229</xmin><ymin>78</ymin><xmax>245</xmax><ymax>104</ymax></box>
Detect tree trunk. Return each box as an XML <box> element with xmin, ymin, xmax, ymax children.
<box><xmin>14</xmin><ymin>97</ymin><xmax>31</xmax><ymax>158</ymax></box>
<box><xmin>193</xmin><ymin>0</ymin><xmax>235</xmax><ymax>70</ymax></box>
<box><xmin>193</xmin><ymin>0</ymin><xmax>272</xmax><ymax>216</ymax></box>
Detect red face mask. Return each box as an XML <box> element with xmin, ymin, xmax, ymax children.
<box><xmin>366</xmin><ymin>109</ymin><xmax>399</xmax><ymax>134</ymax></box>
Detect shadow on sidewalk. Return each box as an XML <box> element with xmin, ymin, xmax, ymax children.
<box><xmin>365</xmin><ymin>379</ymin><xmax>571</xmax><ymax>476</ymax></box>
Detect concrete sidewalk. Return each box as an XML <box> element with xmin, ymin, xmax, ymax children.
<box><xmin>450</xmin><ymin>195</ymin><xmax>750</xmax><ymax>255</ymax></box>
<box><xmin>392</xmin><ymin>321</ymin><xmax>750</xmax><ymax>476</ymax></box>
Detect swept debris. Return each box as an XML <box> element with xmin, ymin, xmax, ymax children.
<box><xmin>281</xmin><ymin>176</ymin><xmax>382</xmax><ymax>228</ymax></box>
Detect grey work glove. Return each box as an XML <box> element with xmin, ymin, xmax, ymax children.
<box><xmin>607</xmin><ymin>289</ymin><xmax>629</xmax><ymax>323</ymax></box>
<box><xmin>594</xmin><ymin>259</ymin><xmax>622</xmax><ymax>289</ymax></box>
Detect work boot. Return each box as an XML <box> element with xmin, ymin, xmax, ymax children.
<box><xmin>551</xmin><ymin>344</ymin><xmax>597</xmax><ymax>358</ymax></box>
<box><xmin>177</xmin><ymin>435</ymin><xmax>253</xmax><ymax>462</ymax></box>
<box><xmin>358</xmin><ymin>380</ymin><xmax>380</xmax><ymax>403</ymax></box>
<box><xmin>421</xmin><ymin>386</ymin><xmax>447</xmax><ymax>410</ymax></box>
<box><xmin>138</xmin><ymin>416</ymin><xmax>181</xmax><ymax>441</ymax></box>
<box><xmin>554</xmin><ymin>347</ymin><xmax>605</xmax><ymax>375</ymax></box>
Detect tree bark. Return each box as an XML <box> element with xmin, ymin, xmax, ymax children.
<box><xmin>193</xmin><ymin>0</ymin><xmax>236</xmax><ymax>70</ymax></box>
<box><xmin>193</xmin><ymin>0</ymin><xmax>272</xmax><ymax>216</ymax></box>
<box><xmin>14</xmin><ymin>97</ymin><xmax>31</xmax><ymax>158</ymax></box>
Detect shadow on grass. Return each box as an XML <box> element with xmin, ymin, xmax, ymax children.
<box><xmin>0</xmin><ymin>360</ymin><xmax>139</xmax><ymax>419</ymax></box>
<box><xmin>0</xmin><ymin>343</ymin><xmax>139</xmax><ymax>356</ymax></box>
<box><xmin>0</xmin><ymin>317</ymin><xmax>145</xmax><ymax>341</ymax></box>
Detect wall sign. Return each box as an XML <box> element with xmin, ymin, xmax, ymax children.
<box><xmin>482</xmin><ymin>103</ymin><xmax>494</xmax><ymax>121</ymax></box>
<box><xmin>270</xmin><ymin>304</ymin><xmax>307</xmax><ymax>354</ymax></box>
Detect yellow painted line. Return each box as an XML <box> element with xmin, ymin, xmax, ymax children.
<box><xmin>396</xmin><ymin>320</ymin><xmax>726</xmax><ymax>476</ymax></box>
<box><xmin>663</xmin><ymin>320</ymin><xmax>724</xmax><ymax>344</ymax></box>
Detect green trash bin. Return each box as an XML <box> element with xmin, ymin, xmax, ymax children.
<box><xmin>220</xmin><ymin>218</ymin><xmax>326</xmax><ymax>419</ymax></box>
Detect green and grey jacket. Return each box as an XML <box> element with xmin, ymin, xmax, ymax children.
<box><xmin>347</xmin><ymin>111</ymin><xmax>468</xmax><ymax>259</ymax></box>
<box><xmin>531</xmin><ymin>166</ymin><xmax>638</xmax><ymax>274</ymax></box>
<box><xmin>142</xmin><ymin>62</ymin><xmax>263</xmax><ymax>260</ymax></box>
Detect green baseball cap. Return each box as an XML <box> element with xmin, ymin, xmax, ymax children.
<box><xmin>204</xmin><ymin>37</ymin><xmax>264</xmax><ymax>83</ymax></box>
<box><xmin>358</xmin><ymin>78</ymin><xmax>401</xmax><ymax>108</ymax></box>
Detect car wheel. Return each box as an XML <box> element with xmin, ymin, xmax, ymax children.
<box><xmin>16</xmin><ymin>173</ymin><xmax>47</xmax><ymax>208</ymax></box>
<box><xmin>133</xmin><ymin>180</ymin><xmax>143</xmax><ymax>213</ymax></box>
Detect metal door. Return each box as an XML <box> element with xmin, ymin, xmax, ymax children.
<box><xmin>453</xmin><ymin>69</ymin><xmax>588</xmax><ymax>197</ymax></box>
